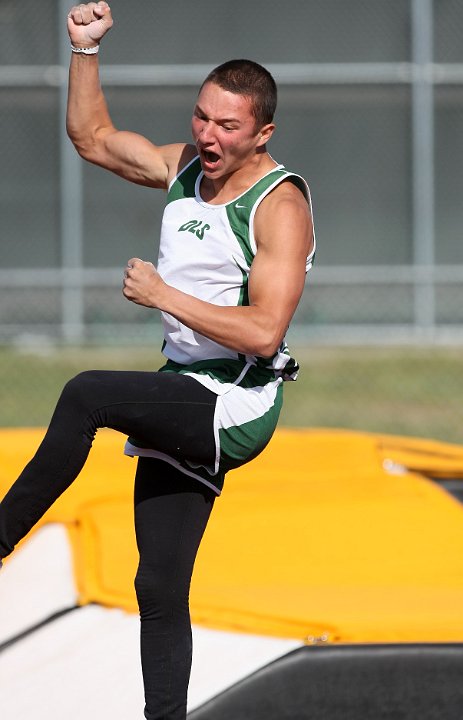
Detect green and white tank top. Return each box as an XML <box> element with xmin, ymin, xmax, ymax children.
<box><xmin>157</xmin><ymin>155</ymin><xmax>315</xmax><ymax>386</ymax></box>
<box><xmin>124</xmin><ymin>157</ymin><xmax>315</xmax><ymax>494</ymax></box>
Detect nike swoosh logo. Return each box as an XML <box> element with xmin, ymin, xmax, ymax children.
<box><xmin>235</xmin><ymin>203</ymin><xmax>247</xmax><ymax>209</ymax></box>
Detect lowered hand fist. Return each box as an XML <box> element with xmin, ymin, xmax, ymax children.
<box><xmin>67</xmin><ymin>2</ymin><xmax>113</xmax><ymax>47</ymax></box>
<box><xmin>123</xmin><ymin>258</ymin><xmax>167</xmax><ymax>309</ymax></box>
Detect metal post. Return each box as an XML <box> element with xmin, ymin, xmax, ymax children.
<box><xmin>58</xmin><ymin>0</ymin><xmax>84</xmax><ymax>343</ymax></box>
<box><xmin>411</xmin><ymin>0</ymin><xmax>436</xmax><ymax>339</ymax></box>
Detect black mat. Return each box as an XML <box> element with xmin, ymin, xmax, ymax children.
<box><xmin>188</xmin><ymin>643</ymin><xmax>463</xmax><ymax>720</ymax></box>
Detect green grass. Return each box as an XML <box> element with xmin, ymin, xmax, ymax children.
<box><xmin>1</xmin><ymin>345</ymin><xmax>462</xmax><ymax>445</ymax></box>
<box><xmin>280</xmin><ymin>346</ymin><xmax>463</xmax><ymax>443</ymax></box>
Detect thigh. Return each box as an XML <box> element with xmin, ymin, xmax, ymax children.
<box><xmin>68</xmin><ymin>369</ymin><xmax>218</xmax><ymax>465</ymax></box>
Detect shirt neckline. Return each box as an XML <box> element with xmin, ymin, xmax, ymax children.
<box><xmin>194</xmin><ymin>162</ymin><xmax>284</xmax><ymax>209</ymax></box>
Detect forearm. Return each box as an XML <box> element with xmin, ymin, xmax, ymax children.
<box><xmin>66</xmin><ymin>53</ymin><xmax>113</xmax><ymax>157</ymax></box>
<box><xmin>157</xmin><ymin>284</ymin><xmax>283</xmax><ymax>358</ymax></box>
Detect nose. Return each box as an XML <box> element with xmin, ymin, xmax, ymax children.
<box><xmin>197</xmin><ymin>120</ymin><xmax>215</xmax><ymax>144</ymax></box>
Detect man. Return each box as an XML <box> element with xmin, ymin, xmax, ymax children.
<box><xmin>0</xmin><ymin>3</ymin><xmax>315</xmax><ymax>718</ymax></box>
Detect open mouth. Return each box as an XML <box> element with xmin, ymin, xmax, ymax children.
<box><xmin>202</xmin><ymin>150</ymin><xmax>220</xmax><ymax>165</ymax></box>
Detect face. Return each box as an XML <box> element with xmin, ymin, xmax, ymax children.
<box><xmin>192</xmin><ymin>81</ymin><xmax>272</xmax><ymax>179</ymax></box>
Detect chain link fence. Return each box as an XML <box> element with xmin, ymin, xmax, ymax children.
<box><xmin>1</xmin><ymin>0</ymin><xmax>463</xmax><ymax>440</ymax></box>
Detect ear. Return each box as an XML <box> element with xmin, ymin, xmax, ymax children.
<box><xmin>256</xmin><ymin>123</ymin><xmax>275</xmax><ymax>147</ymax></box>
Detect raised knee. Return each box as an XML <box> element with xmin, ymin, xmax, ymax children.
<box><xmin>60</xmin><ymin>370</ymin><xmax>101</xmax><ymax>409</ymax></box>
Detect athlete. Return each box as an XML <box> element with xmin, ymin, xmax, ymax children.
<box><xmin>0</xmin><ymin>3</ymin><xmax>315</xmax><ymax>719</ymax></box>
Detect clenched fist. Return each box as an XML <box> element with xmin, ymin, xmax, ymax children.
<box><xmin>123</xmin><ymin>258</ymin><xmax>168</xmax><ymax>309</ymax></box>
<box><xmin>67</xmin><ymin>2</ymin><xmax>113</xmax><ymax>48</ymax></box>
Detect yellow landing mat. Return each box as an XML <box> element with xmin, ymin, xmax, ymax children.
<box><xmin>2</xmin><ymin>427</ymin><xmax>463</xmax><ymax>643</ymax></box>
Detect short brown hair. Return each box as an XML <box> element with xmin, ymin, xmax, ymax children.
<box><xmin>200</xmin><ymin>59</ymin><xmax>277</xmax><ymax>131</ymax></box>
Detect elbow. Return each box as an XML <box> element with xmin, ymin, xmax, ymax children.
<box><xmin>256</xmin><ymin>340</ymin><xmax>283</xmax><ymax>359</ymax></box>
<box><xmin>248</xmin><ymin>328</ymin><xmax>284</xmax><ymax>359</ymax></box>
<box><xmin>67</xmin><ymin>130</ymin><xmax>96</xmax><ymax>162</ymax></box>
<box><xmin>66</xmin><ymin>121</ymin><xmax>105</xmax><ymax>163</ymax></box>
<box><xmin>67</xmin><ymin>123</ymin><xmax>88</xmax><ymax>157</ymax></box>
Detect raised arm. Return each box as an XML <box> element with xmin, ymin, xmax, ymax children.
<box><xmin>123</xmin><ymin>180</ymin><xmax>314</xmax><ymax>357</ymax></box>
<box><xmin>66</xmin><ymin>2</ymin><xmax>192</xmax><ymax>188</ymax></box>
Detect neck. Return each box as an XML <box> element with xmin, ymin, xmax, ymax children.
<box><xmin>201</xmin><ymin>152</ymin><xmax>277</xmax><ymax>204</ymax></box>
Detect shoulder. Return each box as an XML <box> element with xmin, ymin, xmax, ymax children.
<box><xmin>255</xmin><ymin>177</ymin><xmax>312</xmax><ymax>228</ymax></box>
<box><xmin>268</xmin><ymin>176</ymin><xmax>309</xmax><ymax>204</ymax></box>
<box><xmin>254</xmin><ymin>177</ymin><xmax>314</xmax><ymax>255</ymax></box>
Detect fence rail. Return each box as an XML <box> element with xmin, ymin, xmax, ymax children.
<box><xmin>1</xmin><ymin>265</ymin><xmax>462</xmax><ymax>346</ymax></box>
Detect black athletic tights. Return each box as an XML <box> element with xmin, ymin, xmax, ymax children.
<box><xmin>0</xmin><ymin>370</ymin><xmax>218</xmax><ymax>720</ymax></box>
